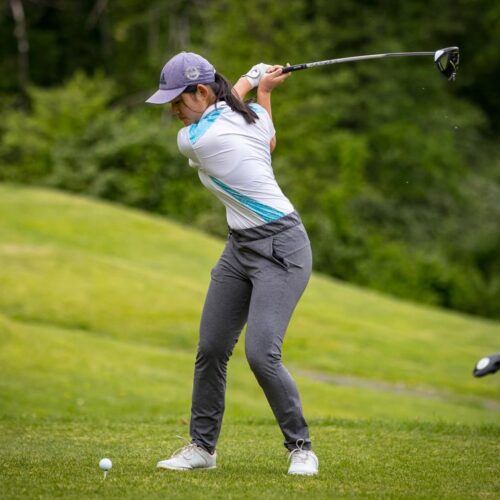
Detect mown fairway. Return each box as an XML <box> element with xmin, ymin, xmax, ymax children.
<box><xmin>0</xmin><ymin>184</ymin><xmax>499</xmax><ymax>498</ymax></box>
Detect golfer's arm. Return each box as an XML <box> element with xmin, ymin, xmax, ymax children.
<box><xmin>257</xmin><ymin>88</ymin><xmax>277</xmax><ymax>152</ymax></box>
<box><xmin>233</xmin><ymin>79</ymin><xmax>277</xmax><ymax>152</ymax></box>
<box><xmin>233</xmin><ymin>77</ymin><xmax>253</xmax><ymax>100</ymax></box>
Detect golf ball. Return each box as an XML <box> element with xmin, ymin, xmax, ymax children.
<box><xmin>99</xmin><ymin>458</ymin><xmax>112</xmax><ymax>471</ymax></box>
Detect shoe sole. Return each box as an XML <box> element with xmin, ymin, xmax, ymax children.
<box><xmin>288</xmin><ymin>471</ymin><xmax>318</xmax><ymax>476</ymax></box>
<box><xmin>157</xmin><ymin>465</ymin><xmax>217</xmax><ymax>471</ymax></box>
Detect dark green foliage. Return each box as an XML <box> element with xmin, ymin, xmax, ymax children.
<box><xmin>1</xmin><ymin>0</ymin><xmax>499</xmax><ymax>318</ymax></box>
<box><xmin>0</xmin><ymin>72</ymin><xmax>215</xmax><ymax>229</ymax></box>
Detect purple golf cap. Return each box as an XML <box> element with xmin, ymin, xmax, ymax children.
<box><xmin>146</xmin><ymin>52</ymin><xmax>216</xmax><ymax>104</ymax></box>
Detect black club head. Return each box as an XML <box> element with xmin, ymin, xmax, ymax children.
<box><xmin>434</xmin><ymin>47</ymin><xmax>460</xmax><ymax>81</ymax></box>
<box><xmin>473</xmin><ymin>353</ymin><xmax>500</xmax><ymax>378</ymax></box>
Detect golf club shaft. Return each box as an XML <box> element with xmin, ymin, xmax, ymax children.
<box><xmin>282</xmin><ymin>51</ymin><xmax>435</xmax><ymax>73</ymax></box>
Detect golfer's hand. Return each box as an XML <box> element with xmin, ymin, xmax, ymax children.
<box><xmin>244</xmin><ymin>63</ymin><xmax>273</xmax><ymax>89</ymax></box>
<box><xmin>258</xmin><ymin>65</ymin><xmax>291</xmax><ymax>93</ymax></box>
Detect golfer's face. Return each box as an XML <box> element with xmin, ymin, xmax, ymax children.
<box><xmin>170</xmin><ymin>93</ymin><xmax>205</xmax><ymax>126</ymax></box>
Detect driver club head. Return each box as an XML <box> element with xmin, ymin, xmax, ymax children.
<box><xmin>434</xmin><ymin>47</ymin><xmax>460</xmax><ymax>81</ymax></box>
<box><xmin>473</xmin><ymin>353</ymin><xmax>500</xmax><ymax>378</ymax></box>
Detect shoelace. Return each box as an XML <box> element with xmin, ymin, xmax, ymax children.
<box><xmin>288</xmin><ymin>439</ymin><xmax>310</xmax><ymax>465</ymax></box>
<box><xmin>289</xmin><ymin>449</ymin><xmax>311</xmax><ymax>465</ymax></box>
<box><xmin>171</xmin><ymin>435</ymin><xmax>200</xmax><ymax>459</ymax></box>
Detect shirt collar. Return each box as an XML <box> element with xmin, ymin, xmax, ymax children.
<box><xmin>199</xmin><ymin>101</ymin><xmax>228</xmax><ymax>121</ymax></box>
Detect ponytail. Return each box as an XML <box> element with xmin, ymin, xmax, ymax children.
<box><xmin>183</xmin><ymin>73</ymin><xmax>258</xmax><ymax>124</ymax></box>
<box><xmin>210</xmin><ymin>73</ymin><xmax>258</xmax><ymax>124</ymax></box>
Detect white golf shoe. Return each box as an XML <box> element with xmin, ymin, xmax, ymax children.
<box><xmin>287</xmin><ymin>441</ymin><xmax>319</xmax><ymax>476</ymax></box>
<box><xmin>157</xmin><ymin>442</ymin><xmax>216</xmax><ymax>471</ymax></box>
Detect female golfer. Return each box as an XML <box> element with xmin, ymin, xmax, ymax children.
<box><xmin>146</xmin><ymin>52</ymin><xmax>318</xmax><ymax>476</ymax></box>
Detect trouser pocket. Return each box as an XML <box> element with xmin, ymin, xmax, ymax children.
<box><xmin>271</xmin><ymin>224</ymin><xmax>310</xmax><ymax>269</ymax></box>
<box><xmin>234</xmin><ymin>224</ymin><xmax>311</xmax><ymax>270</ymax></box>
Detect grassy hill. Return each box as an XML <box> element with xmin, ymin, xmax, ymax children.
<box><xmin>0</xmin><ymin>184</ymin><xmax>499</xmax><ymax>498</ymax></box>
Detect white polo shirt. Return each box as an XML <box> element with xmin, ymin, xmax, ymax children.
<box><xmin>177</xmin><ymin>101</ymin><xmax>294</xmax><ymax>229</ymax></box>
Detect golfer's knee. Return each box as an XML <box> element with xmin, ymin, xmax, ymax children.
<box><xmin>196</xmin><ymin>340</ymin><xmax>232</xmax><ymax>367</ymax></box>
<box><xmin>246</xmin><ymin>346</ymin><xmax>281</xmax><ymax>378</ymax></box>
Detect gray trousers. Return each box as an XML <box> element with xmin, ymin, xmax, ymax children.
<box><xmin>190</xmin><ymin>211</ymin><xmax>313</xmax><ymax>453</ymax></box>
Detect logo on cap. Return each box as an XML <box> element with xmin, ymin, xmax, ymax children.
<box><xmin>185</xmin><ymin>66</ymin><xmax>200</xmax><ymax>80</ymax></box>
<box><xmin>160</xmin><ymin>73</ymin><xmax>166</xmax><ymax>85</ymax></box>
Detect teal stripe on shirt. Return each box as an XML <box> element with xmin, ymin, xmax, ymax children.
<box><xmin>209</xmin><ymin>176</ymin><xmax>285</xmax><ymax>223</ymax></box>
<box><xmin>249</xmin><ymin>103</ymin><xmax>266</xmax><ymax>114</ymax></box>
<box><xmin>189</xmin><ymin>109</ymin><xmax>223</xmax><ymax>144</ymax></box>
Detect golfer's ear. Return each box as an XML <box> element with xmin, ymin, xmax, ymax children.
<box><xmin>196</xmin><ymin>84</ymin><xmax>210</xmax><ymax>99</ymax></box>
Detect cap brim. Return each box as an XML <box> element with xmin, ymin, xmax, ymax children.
<box><xmin>145</xmin><ymin>87</ymin><xmax>185</xmax><ymax>104</ymax></box>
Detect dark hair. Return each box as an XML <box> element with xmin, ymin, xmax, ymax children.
<box><xmin>184</xmin><ymin>73</ymin><xmax>258</xmax><ymax>125</ymax></box>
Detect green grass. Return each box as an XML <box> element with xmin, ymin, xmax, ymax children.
<box><xmin>0</xmin><ymin>183</ymin><xmax>499</xmax><ymax>498</ymax></box>
<box><xmin>2</xmin><ymin>419</ymin><xmax>499</xmax><ymax>499</ymax></box>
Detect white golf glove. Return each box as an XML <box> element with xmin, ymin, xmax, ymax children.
<box><xmin>243</xmin><ymin>63</ymin><xmax>272</xmax><ymax>88</ymax></box>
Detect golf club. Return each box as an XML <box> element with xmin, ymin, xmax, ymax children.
<box><xmin>282</xmin><ymin>46</ymin><xmax>460</xmax><ymax>81</ymax></box>
<box><xmin>473</xmin><ymin>353</ymin><xmax>500</xmax><ymax>378</ymax></box>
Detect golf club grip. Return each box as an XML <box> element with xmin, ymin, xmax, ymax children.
<box><xmin>282</xmin><ymin>64</ymin><xmax>308</xmax><ymax>73</ymax></box>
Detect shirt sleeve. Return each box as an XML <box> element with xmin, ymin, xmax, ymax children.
<box><xmin>177</xmin><ymin>127</ymin><xmax>193</xmax><ymax>158</ymax></box>
<box><xmin>178</xmin><ymin>127</ymin><xmax>204</xmax><ymax>169</ymax></box>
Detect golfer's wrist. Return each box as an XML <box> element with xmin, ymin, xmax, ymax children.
<box><xmin>233</xmin><ymin>77</ymin><xmax>253</xmax><ymax>100</ymax></box>
<box><xmin>257</xmin><ymin>87</ymin><xmax>273</xmax><ymax>97</ymax></box>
